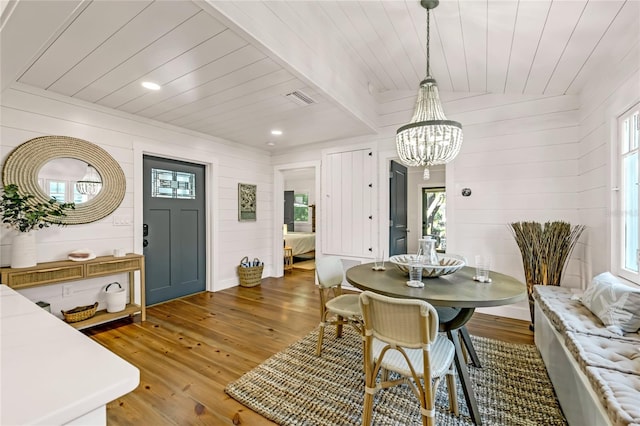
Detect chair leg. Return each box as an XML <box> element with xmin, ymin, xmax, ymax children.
<box><xmin>316</xmin><ymin>323</ymin><xmax>325</xmax><ymax>356</ymax></box>
<box><xmin>336</xmin><ymin>316</ymin><xmax>344</xmax><ymax>337</ymax></box>
<box><xmin>446</xmin><ymin>369</ymin><xmax>459</xmax><ymax>415</ymax></box>
<box><xmin>362</xmin><ymin>390</ymin><xmax>374</xmax><ymax>425</ymax></box>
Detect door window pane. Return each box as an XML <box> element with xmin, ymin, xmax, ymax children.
<box><xmin>151</xmin><ymin>168</ymin><xmax>195</xmax><ymax>199</ymax></box>
<box><xmin>422</xmin><ymin>188</ymin><xmax>446</xmax><ymax>252</ymax></box>
<box><xmin>294</xmin><ymin>193</ymin><xmax>309</xmax><ymax>222</ymax></box>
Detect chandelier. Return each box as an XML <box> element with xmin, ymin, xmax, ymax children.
<box><xmin>396</xmin><ymin>0</ymin><xmax>463</xmax><ymax>179</ymax></box>
<box><xmin>75</xmin><ymin>164</ymin><xmax>102</xmax><ymax>196</ymax></box>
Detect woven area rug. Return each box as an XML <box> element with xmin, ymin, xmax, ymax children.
<box><xmin>293</xmin><ymin>259</ymin><xmax>315</xmax><ymax>270</ymax></box>
<box><xmin>225</xmin><ymin>327</ymin><xmax>567</xmax><ymax>425</ymax></box>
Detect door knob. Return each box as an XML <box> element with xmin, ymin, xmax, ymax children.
<box><xmin>143</xmin><ymin>239</ymin><xmax>149</xmax><ymax>248</ymax></box>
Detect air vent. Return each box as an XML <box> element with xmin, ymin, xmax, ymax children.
<box><xmin>284</xmin><ymin>90</ymin><xmax>316</xmax><ymax>106</ymax></box>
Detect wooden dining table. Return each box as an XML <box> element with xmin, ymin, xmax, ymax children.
<box><xmin>346</xmin><ymin>263</ymin><xmax>526</xmax><ymax>425</ymax></box>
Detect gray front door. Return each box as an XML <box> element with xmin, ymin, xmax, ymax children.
<box><xmin>389</xmin><ymin>160</ymin><xmax>408</xmax><ymax>256</ymax></box>
<box><xmin>143</xmin><ymin>155</ymin><xmax>206</xmax><ymax>305</ymax></box>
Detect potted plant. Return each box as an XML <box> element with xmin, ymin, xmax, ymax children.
<box><xmin>509</xmin><ymin>221</ymin><xmax>585</xmax><ymax>330</ymax></box>
<box><xmin>1</xmin><ymin>184</ymin><xmax>74</xmax><ymax>268</ymax></box>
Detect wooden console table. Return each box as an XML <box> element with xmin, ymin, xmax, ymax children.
<box><xmin>0</xmin><ymin>253</ymin><xmax>145</xmax><ymax>329</ymax></box>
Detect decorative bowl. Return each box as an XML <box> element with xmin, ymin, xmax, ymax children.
<box><xmin>389</xmin><ymin>254</ymin><xmax>466</xmax><ymax>278</ymax></box>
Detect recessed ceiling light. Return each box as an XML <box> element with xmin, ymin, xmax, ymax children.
<box><xmin>271</xmin><ymin>129</ymin><xmax>283</xmax><ymax>136</ymax></box>
<box><xmin>266</xmin><ymin>141</ymin><xmax>276</xmax><ymax>146</ymax></box>
<box><xmin>141</xmin><ymin>81</ymin><xmax>161</xmax><ymax>90</ymax></box>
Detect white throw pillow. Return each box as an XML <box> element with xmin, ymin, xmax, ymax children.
<box><xmin>581</xmin><ymin>272</ymin><xmax>640</xmax><ymax>335</ymax></box>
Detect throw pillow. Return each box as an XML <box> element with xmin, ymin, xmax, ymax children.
<box><xmin>581</xmin><ymin>272</ymin><xmax>640</xmax><ymax>335</ymax></box>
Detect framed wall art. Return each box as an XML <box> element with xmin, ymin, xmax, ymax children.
<box><xmin>238</xmin><ymin>183</ymin><xmax>257</xmax><ymax>221</ymax></box>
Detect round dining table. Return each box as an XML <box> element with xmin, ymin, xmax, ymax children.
<box><xmin>346</xmin><ymin>263</ymin><xmax>526</xmax><ymax>425</ymax></box>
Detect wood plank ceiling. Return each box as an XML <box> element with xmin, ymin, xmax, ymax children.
<box><xmin>3</xmin><ymin>0</ymin><xmax>637</xmax><ymax>150</ymax></box>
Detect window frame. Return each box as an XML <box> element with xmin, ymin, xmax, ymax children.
<box><xmin>613</xmin><ymin>103</ymin><xmax>639</xmax><ymax>284</ymax></box>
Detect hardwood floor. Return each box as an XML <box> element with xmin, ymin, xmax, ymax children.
<box><xmin>86</xmin><ymin>269</ymin><xmax>533</xmax><ymax>425</ymax></box>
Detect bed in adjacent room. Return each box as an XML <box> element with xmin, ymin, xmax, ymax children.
<box><xmin>284</xmin><ymin>232</ymin><xmax>316</xmax><ymax>257</ymax></box>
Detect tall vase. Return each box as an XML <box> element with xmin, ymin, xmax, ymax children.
<box><xmin>11</xmin><ymin>232</ymin><xmax>37</xmax><ymax>268</ymax></box>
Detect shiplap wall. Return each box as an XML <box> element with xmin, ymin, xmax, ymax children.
<box><xmin>577</xmin><ymin>38</ymin><xmax>640</xmax><ymax>284</ymax></box>
<box><xmin>0</xmin><ymin>85</ymin><xmax>274</xmax><ymax>316</ymax></box>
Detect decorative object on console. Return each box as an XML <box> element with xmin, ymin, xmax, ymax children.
<box><xmin>509</xmin><ymin>220</ymin><xmax>586</xmax><ymax>328</ymax></box>
<box><xmin>395</xmin><ymin>0</ymin><xmax>463</xmax><ymax>179</ymax></box>
<box><xmin>61</xmin><ymin>302</ymin><xmax>99</xmax><ymax>323</ymax></box>
<box><xmin>1</xmin><ymin>184</ymin><xmax>74</xmax><ymax>268</ymax></box>
<box><xmin>68</xmin><ymin>249</ymin><xmax>96</xmax><ymax>262</ymax></box>
<box><xmin>104</xmin><ymin>282</ymin><xmax>126</xmax><ymax>313</ymax></box>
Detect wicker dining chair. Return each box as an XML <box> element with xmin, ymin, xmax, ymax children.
<box><xmin>359</xmin><ymin>291</ymin><xmax>458</xmax><ymax>426</ymax></box>
<box><xmin>315</xmin><ymin>256</ymin><xmax>362</xmax><ymax>356</ymax></box>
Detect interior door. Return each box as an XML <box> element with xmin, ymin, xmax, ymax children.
<box><xmin>143</xmin><ymin>155</ymin><xmax>206</xmax><ymax>305</ymax></box>
<box><xmin>389</xmin><ymin>160</ymin><xmax>408</xmax><ymax>256</ymax></box>
<box><xmin>284</xmin><ymin>190</ymin><xmax>294</xmax><ymax>232</ymax></box>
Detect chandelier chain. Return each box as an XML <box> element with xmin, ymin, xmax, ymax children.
<box><xmin>426</xmin><ymin>9</ymin><xmax>430</xmax><ymax>77</ymax></box>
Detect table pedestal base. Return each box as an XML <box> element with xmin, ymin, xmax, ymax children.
<box><xmin>437</xmin><ymin>307</ymin><xmax>482</xmax><ymax>425</ymax></box>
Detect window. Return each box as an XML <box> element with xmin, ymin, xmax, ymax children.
<box><xmin>616</xmin><ymin>104</ymin><xmax>639</xmax><ymax>283</ymax></box>
<box><xmin>422</xmin><ymin>187</ymin><xmax>446</xmax><ymax>252</ymax></box>
<box><xmin>294</xmin><ymin>192</ymin><xmax>309</xmax><ymax>222</ymax></box>
<box><xmin>151</xmin><ymin>168</ymin><xmax>195</xmax><ymax>199</ymax></box>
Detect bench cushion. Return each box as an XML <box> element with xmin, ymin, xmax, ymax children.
<box><xmin>587</xmin><ymin>366</ymin><xmax>640</xmax><ymax>426</ymax></box>
<box><xmin>565</xmin><ymin>332</ymin><xmax>640</xmax><ymax>375</ymax></box>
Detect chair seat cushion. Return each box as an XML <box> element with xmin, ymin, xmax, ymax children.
<box><xmin>373</xmin><ymin>334</ymin><xmax>455</xmax><ymax>379</ymax></box>
<box><xmin>325</xmin><ymin>294</ymin><xmax>361</xmax><ymax>318</ymax></box>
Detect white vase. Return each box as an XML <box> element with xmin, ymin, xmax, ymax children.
<box><xmin>11</xmin><ymin>232</ymin><xmax>37</xmax><ymax>268</ymax></box>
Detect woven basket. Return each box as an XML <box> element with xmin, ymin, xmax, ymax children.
<box><xmin>238</xmin><ymin>256</ymin><xmax>263</xmax><ymax>287</ymax></box>
<box><xmin>61</xmin><ymin>302</ymin><xmax>98</xmax><ymax>323</ymax></box>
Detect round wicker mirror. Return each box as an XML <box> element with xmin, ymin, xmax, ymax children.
<box><xmin>2</xmin><ymin>136</ymin><xmax>126</xmax><ymax>225</ymax></box>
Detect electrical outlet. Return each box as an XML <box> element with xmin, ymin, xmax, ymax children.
<box><xmin>62</xmin><ymin>284</ymin><xmax>73</xmax><ymax>297</ymax></box>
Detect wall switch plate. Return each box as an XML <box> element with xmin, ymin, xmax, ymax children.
<box><xmin>113</xmin><ymin>216</ymin><xmax>132</xmax><ymax>226</ymax></box>
<box><xmin>62</xmin><ymin>284</ymin><xmax>73</xmax><ymax>297</ymax></box>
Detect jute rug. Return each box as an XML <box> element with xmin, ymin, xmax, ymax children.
<box><xmin>225</xmin><ymin>327</ymin><xmax>567</xmax><ymax>425</ymax></box>
<box><xmin>293</xmin><ymin>259</ymin><xmax>315</xmax><ymax>270</ymax></box>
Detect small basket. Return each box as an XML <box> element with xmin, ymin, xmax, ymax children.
<box><xmin>238</xmin><ymin>256</ymin><xmax>263</xmax><ymax>288</ymax></box>
<box><xmin>61</xmin><ymin>302</ymin><xmax>99</xmax><ymax>323</ymax></box>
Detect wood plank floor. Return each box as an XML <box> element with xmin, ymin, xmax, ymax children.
<box><xmin>86</xmin><ymin>269</ymin><xmax>533</xmax><ymax>425</ymax></box>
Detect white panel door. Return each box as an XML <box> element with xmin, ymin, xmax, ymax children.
<box><xmin>323</xmin><ymin>148</ymin><xmax>374</xmax><ymax>257</ymax></box>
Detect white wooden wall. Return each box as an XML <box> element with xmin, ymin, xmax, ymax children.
<box><xmin>0</xmin><ymin>85</ymin><xmax>273</xmax><ymax>315</ymax></box>
<box><xmin>577</xmin><ymin>37</ymin><xmax>640</xmax><ymax>285</ymax></box>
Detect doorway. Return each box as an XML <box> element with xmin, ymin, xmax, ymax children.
<box><xmin>275</xmin><ymin>162</ymin><xmax>320</xmax><ymax>276</ymax></box>
<box><xmin>389</xmin><ymin>160</ymin><xmax>408</xmax><ymax>256</ymax></box>
<box><xmin>143</xmin><ymin>155</ymin><xmax>206</xmax><ymax>305</ymax></box>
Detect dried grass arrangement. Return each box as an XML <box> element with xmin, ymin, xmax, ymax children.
<box><xmin>509</xmin><ymin>221</ymin><xmax>585</xmax><ymax>326</ymax></box>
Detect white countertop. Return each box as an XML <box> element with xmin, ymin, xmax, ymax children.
<box><xmin>0</xmin><ymin>285</ymin><xmax>139</xmax><ymax>425</ymax></box>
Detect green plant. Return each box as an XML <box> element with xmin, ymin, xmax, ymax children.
<box><xmin>1</xmin><ymin>184</ymin><xmax>75</xmax><ymax>232</ymax></box>
<box><xmin>509</xmin><ymin>221</ymin><xmax>585</xmax><ymax>326</ymax></box>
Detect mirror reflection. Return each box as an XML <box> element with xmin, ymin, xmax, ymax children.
<box><xmin>38</xmin><ymin>157</ymin><xmax>103</xmax><ymax>204</ymax></box>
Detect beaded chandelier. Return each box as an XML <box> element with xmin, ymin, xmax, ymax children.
<box><xmin>396</xmin><ymin>0</ymin><xmax>463</xmax><ymax>180</ymax></box>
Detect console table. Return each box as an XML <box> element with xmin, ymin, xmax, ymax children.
<box><xmin>0</xmin><ymin>253</ymin><xmax>146</xmax><ymax>329</ymax></box>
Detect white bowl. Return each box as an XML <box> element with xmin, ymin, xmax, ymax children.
<box><xmin>389</xmin><ymin>254</ymin><xmax>466</xmax><ymax>278</ymax></box>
